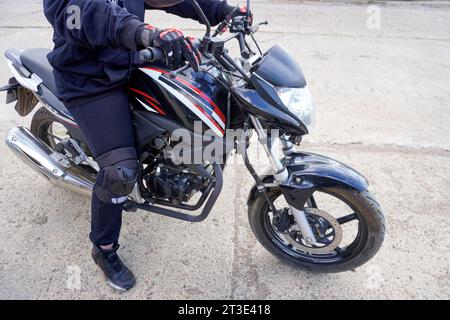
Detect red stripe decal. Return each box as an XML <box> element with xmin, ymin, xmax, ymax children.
<box><xmin>175</xmin><ymin>77</ymin><xmax>226</xmax><ymax>123</ymax></box>
<box><xmin>129</xmin><ymin>87</ymin><xmax>160</xmax><ymax>105</ymax></box>
<box><xmin>143</xmin><ymin>67</ymin><xmax>169</xmax><ymax>75</ymax></box>
<box><xmin>128</xmin><ymin>87</ymin><xmax>166</xmax><ymax>115</ymax></box>
<box><xmin>144</xmin><ymin>98</ymin><xmax>166</xmax><ymax>115</ymax></box>
<box><xmin>140</xmin><ymin>68</ymin><xmax>226</xmax><ymax>130</ymax></box>
<box><xmin>194</xmin><ymin>104</ymin><xmax>224</xmax><ymax>136</ymax></box>
<box><xmin>143</xmin><ymin>67</ymin><xmax>226</xmax><ymax>123</ymax></box>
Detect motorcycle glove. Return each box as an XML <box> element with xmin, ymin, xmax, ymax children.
<box><xmin>137</xmin><ymin>26</ymin><xmax>200</xmax><ymax>71</ymax></box>
<box><xmin>217</xmin><ymin>4</ymin><xmax>253</xmax><ymax>35</ymax></box>
<box><xmin>230</xmin><ymin>4</ymin><xmax>253</xmax><ymax>22</ymax></box>
<box><xmin>136</xmin><ymin>24</ymin><xmax>160</xmax><ymax>48</ymax></box>
<box><xmin>136</xmin><ymin>25</ymin><xmax>201</xmax><ymax>72</ymax></box>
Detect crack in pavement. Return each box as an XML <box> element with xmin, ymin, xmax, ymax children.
<box><xmin>303</xmin><ymin>141</ymin><xmax>450</xmax><ymax>157</ymax></box>
<box><xmin>230</xmin><ymin>163</ymin><xmax>268</xmax><ymax>299</ymax></box>
<box><xmin>257</xmin><ymin>31</ymin><xmax>450</xmax><ymax>42</ymax></box>
<box><xmin>2</xmin><ymin>9</ymin><xmax>42</xmax><ymax>19</ymax></box>
<box><xmin>0</xmin><ymin>25</ymin><xmax>448</xmax><ymax>42</ymax></box>
<box><xmin>0</xmin><ymin>26</ymin><xmax>50</xmax><ymax>28</ymax></box>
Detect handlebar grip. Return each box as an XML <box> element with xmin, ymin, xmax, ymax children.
<box><xmin>237</xmin><ymin>33</ymin><xmax>250</xmax><ymax>59</ymax></box>
<box><xmin>139</xmin><ymin>47</ymin><xmax>164</xmax><ymax>62</ymax></box>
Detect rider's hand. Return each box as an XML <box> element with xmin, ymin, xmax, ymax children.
<box><xmin>137</xmin><ymin>25</ymin><xmax>200</xmax><ymax>71</ymax></box>
<box><xmin>216</xmin><ymin>4</ymin><xmax>253</xmax><ymax>35</ymax></box>
<box><xmin>153</xmin><ymin>28</ymin><xmax>201</xmax><ymax>71</ymax></box>
<box><xmin>136</xmin><ymin>24</ymin><xmax>160</xmax><ymax>48</ymax></box>
<box><xmin>229</xmin><ymin>4</ymin><xmax>253</xmax><ymax>25</ymax></box>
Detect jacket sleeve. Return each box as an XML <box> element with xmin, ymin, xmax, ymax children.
<box><xmin>43</xmin><ymin>0</ymin><xmax>144</xmax><ymax>50</ymax></box>
<box><xmin>147</xmin><ymin>0</ymin><xmax>234</xmax><ymax>27</ymax></box>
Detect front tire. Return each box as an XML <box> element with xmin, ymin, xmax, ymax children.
<box><xmin>248</xmin><ymin>187</ymin><xmax>385</xmax><ymax>273</ymax></box>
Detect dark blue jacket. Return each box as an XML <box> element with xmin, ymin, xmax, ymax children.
<box><xmin>43</xmin><ymin>0</ymin><xmax>233</xmax><ymax>107</ymax></box>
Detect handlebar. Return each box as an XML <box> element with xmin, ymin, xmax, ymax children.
<box><xmin>139</xmin><ymin>47</ymin><xmax>165</xmax><ymax>62</ymax></box>
<box><xmin>139</xmin><ymin>37</ymin><xmax>203</xmax><ymax>63</ymax></box>
<box><xmin>137</xmin><ymin>17</ymin><xmax>265</xmax><ymax>80</ymax></box>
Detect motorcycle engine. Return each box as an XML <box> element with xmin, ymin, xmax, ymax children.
<box><xmin>144</xmin><ymin>164</ymin><xmax>206</xmax><ymax>205</ymax></box>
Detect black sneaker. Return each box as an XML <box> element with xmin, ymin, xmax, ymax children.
<box><xmin>92</xmin><ymin>244</ymin><xmax>136</xmax><ymax>291</ymax></box>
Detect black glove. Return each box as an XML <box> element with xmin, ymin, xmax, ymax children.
<box><xmin>137</xmin><ymin>26</ymin><xmax>200</xmax><ymax>71</ymax></box>
<box><xmin>216</xmin><ymin>4</ymin><xmax>253</xmax><ymax>35</ymax></box>
<box><xmin>136</xmin><ymin>24</ymin><xmax>160</xmax><ymax>48</ymax></box>
<box><xmin>229</xmin><ymin>4</ymin><xmax>253</xmax><ymax>25</ymax></box>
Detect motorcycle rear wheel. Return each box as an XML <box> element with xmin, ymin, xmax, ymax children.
<box><xmin>31</xmin><ymin>107</ymin><xmax>70</xmax><ymax>147</ymax></box>
<box><xmin>30</xmin><ymin>106</ymin><xmax>96</xmax><ymax>173</ymax></box>
<box><xmin>248</xmin><ymin>187</ymin><xmax>385</xmax><ymax>273</ymax></box>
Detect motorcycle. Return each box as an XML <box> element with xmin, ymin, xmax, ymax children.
<box><xmin>0</xmin><ymin>0</ymin><xmax>384</xmax><ymax>272</ymax></box>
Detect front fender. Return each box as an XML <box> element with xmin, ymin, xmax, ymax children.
<box><xmin>247</xmin><ymin>152</ymin><xmax>369</xmax><ymax>207</ymax></box>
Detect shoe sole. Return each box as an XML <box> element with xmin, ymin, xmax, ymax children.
<box><xmin>92</xmin><ymin>253</ymin><xmax>130</xmax><ymax>292</ymax></box>
<box><xmin>106</xmin><ymin>279</ymin><xmax>129</xmax><ymax>292</ymax></box>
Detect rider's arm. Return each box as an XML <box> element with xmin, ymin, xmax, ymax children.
<box><xmin>43</xmin><ymin>0</ymin><xmax>144</xmax><ymax>50</ymax></box>
<box><xmin>146</xmin><ymin>0</ymin><xmax>234</xmax><ymax>26</ymax></box>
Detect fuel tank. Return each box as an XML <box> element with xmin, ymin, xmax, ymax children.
<box><xmin>127</xmin><ymin>66</ymin><xmax>228</xmax><ymax>137</ymax></box>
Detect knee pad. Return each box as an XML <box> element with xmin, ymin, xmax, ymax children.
<box><xmin>94</xmin><ymin>147</ymin><xmax>138</xmax><ymax>204</ymax></box>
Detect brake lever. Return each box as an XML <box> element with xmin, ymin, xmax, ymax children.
<box><xmin>249</xmin><ymin>20</ymin><xmax>268</xmax><ymax>34</ymax></box>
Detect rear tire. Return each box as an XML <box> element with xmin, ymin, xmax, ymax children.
<box><xmin>30</xmin><ymin>107</ymin><xmax>60</xmax><ymax>146</ymax></box>
<box><xmin>30</xmin><ymin>106</ymin><xmax>96</xmax><ymax>175</ymax></box>
<box><xmin>248</xmin><ymin>187</ymin><xmax>385</xmax><ymax>273</ymax></box>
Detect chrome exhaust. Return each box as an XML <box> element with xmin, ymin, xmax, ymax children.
<box><xmin>5</xmin><ymin>126</ymin><xmax>94</xmax><ymax>196</ymax></box>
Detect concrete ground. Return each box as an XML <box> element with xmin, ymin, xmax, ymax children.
<box><xmin>0</xmin><ymin>0</ymin><xmax>449</xmax><ymax>299</ymax></box>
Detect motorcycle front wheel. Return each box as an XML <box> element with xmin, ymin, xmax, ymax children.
<box><xmin>248</xmin><ymin>187</ymin><xmax>385</xmax><ymax>273</ymax></box>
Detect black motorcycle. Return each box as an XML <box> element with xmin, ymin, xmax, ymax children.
<box><xmin>0</xmin><ymin>0</ymin><xmax>384</xmax><ymax>272</ymax></box>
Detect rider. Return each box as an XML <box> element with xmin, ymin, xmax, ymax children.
<box><xmin>43</xmin><ymin>0</ymin><xmax>249</xmax><ymax>291</ymax></box>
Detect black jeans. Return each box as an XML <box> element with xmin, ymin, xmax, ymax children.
<box><xmin>69</xmin><ymin>89</ymin><xmax>135</xmax><ymax>246</ymax></box>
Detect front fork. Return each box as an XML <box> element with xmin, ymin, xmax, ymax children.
<box><xmin>249</xmin><ymin>116</ymin><xmax>317</xmax><ymax>245</ymax></box>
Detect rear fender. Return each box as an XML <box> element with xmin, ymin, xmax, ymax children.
<box><xmin>3</xmin><ymin>49</ymin><xmax>41</xmax><ymax>116</ymax></box>
<box><xmin>247</xmin><ymin>151</ymin><xmax>369</xmax><ymax>208</ymax></box>
<box><xmin>3</xmin><ymin>49</ymin><xmax>83</xmax><ymax>142</ymax></box>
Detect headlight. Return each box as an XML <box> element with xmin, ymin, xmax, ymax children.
<box><xmin>276</xmin><ymin>87</ymin><xmax>316</xmax><ymax>132</ymax></box>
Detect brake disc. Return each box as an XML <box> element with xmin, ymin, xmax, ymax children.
<box><xmin>282</xmin><ymin>208</ymin><xmax>343</xmax><ymax>254</ymax></box>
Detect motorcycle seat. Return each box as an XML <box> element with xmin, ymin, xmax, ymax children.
<box><xmin>20</xmin><ymin>48</ymin><xmax>58</xmax><ymax>94</ymax></box>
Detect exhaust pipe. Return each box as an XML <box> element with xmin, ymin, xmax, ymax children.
<box><xmin>5</xmin><ymin>126</ymin><xmax>94</xmax><ymax>196</ymax></box>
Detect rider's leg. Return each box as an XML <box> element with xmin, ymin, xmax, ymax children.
<box><xmin>68</xmin><ymin>88</ymin><xmax>137</xmax><ymax>291</ymax></box>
